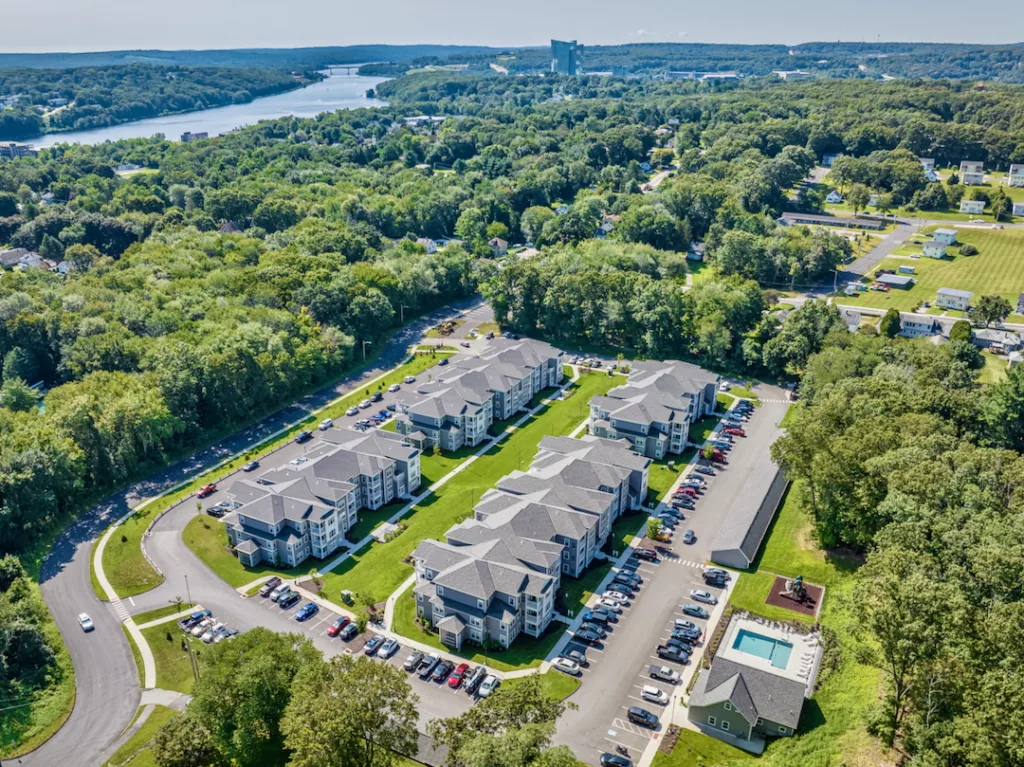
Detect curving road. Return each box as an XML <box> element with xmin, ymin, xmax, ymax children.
<box><xmin>25</xmin><ymin>297</ymin><xmax>487</xmax><ymax>767</ymax></box>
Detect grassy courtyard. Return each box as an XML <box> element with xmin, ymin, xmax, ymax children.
<box><xmin>318</xmin><ymin>370</ymin><xmax>619</xmax><ymax>610</ymax></box>
<box><xmin>505</xmin><ymin>669</ymin><xmax>581</xmax><ymax>700</ymax></box>
<box><xmin>102</xmin><ymin>706</ymin><xmax>178</xmax><ymax>767</ymax></box>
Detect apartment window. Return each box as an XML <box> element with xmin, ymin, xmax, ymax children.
<box><xmin>724</xmin><ymin>702</ymin><xmax>732</xmax><ymax>712</ymax></box>
<box><xmin>437</xmin><ymin>586</ymin><xmax>444</xmax><ymax>596</ymax></box>
<box><xmin>778</xmin><ymin>725</ymin><xmax>787</xmax><ymax>734</ymax></box>
<box><xmin>562</xmin><ymin>549</ymin><xmax>569</xmax><ymax>559</ymax></box>
<box><xmin>721</xmin><ymin>721</ymin><xmax>730</xmax><ymax>732</ymax></box>
<box><xmin>508</xmin><ymin>596</ymin><xmax>515</xmax><ymax>607</ymax></box>
<box><xmin>707</xmin><ymin>716</ymin><xmax>717</xmax><ymax>727</ymax></box>
<box><xmin>500</xmin><ymin>623</ymin><xmax>506</xmax><ymax>630</ymax></box>
<box><xmin>477</xmin><ymin>599</ymin><xmax>485</xmax><ymax>609</ymax></box>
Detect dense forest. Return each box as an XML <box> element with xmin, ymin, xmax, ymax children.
<box><xmin>0</xmin><ymin>64</ymin><xmax>310</xmax><ymax>140</ymax></box>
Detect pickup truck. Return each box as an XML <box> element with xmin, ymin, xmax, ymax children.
<box><xmin>649</xmin><ymin>664</ymin><xmax>681</xmax><ymax>683</ymax></box>
<box><xmin>657</xmin><ymin>645</ymin><xmax>690</xmax><ymax>663</ymax></box>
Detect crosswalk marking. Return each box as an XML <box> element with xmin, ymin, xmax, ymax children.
<box><xmin>111</xmin><ymin>598</ymin><xmax>130</xmax><ymax>622</ymax></box>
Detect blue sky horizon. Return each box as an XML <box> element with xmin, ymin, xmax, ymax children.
<box><xmin>4</xmin><ymin>0</ymin><xmax>1022</xmax><ymax>53</ymax></box>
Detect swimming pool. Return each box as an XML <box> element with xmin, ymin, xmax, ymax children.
<box><xmin>732</xmin><ymin>629</ymin><xmax>793</xmax><ymax>668</ymax></box>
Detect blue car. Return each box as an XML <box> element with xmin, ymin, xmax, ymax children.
<box><xmin>295</xmin><ymin>602</ymin><xmax>319</xmax><ymax>622</ymax></box>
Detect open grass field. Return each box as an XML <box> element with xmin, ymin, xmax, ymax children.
<box><xmin>102</xmin><ymin>705</ymin><xmax>178</xmax><ymax>767</ymax></box>
<box><xmin>838</xmin><ymin>227</ymin><xmax>1024</xmax><ymax>313</ymax></box>
<box><xmin>100</xmin><ymin>351</ymin><xmax>452</xmax><ymax>599</ymax></box>
<box><xmin>319</xmin><ymin>370</ymin><xmax>619</xmax><ymax>611</ymax></box>
<box><xmin>660</xmin><ymin>482</ymin><xmax>884</xmax><ymax>767</ymax></box>
<box><xmin>505</xmin><ymin>669</ymin><xmax>581</xmax><ymax>700</ymax></box>
<box><xmin>978</xmin><ymin>350</ymin><xmax>1009</xmax><ymax>385</ymax></box>
<box><xmin>141</xmin><ymin>623</ymin><xmax>198</xmax><ymax>694</ymax></box>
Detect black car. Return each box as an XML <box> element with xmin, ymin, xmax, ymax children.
<box><xmin>609</xmin><ymin>581</ymin><xmax>635</xmax><ymax>595</ymax></box>
<box><xmin>704</xmin><ymin>573</ymin><xmax>727</xmax><ymax>588</ymax></box>
<box><xmin>339</xmin><ymin>623</ymin><xmax>358</xmax><ymax>640</ymax></box>
<box><xmin>580</xmin><ymin>621</ymin><xmax>607</xmax><ymax>638</ymax></box>
<box><xmin>363</xmin><ymin>635</ymin><xmax>385</xmax><ymax>655</ymax></box>
<box><xmin>627</xmin><ymin>706</ymin><xmax>659</xmax><ymax>728</ymax></box>
<box><xmin>279</xmin><ymin>591</ymin><xmax>301</xmax><ymax>609</ymax></box>
<box><xmin>671</xmin><ymin>629</ymin><xmax>700</xmax><ymax>644</ymax></box>
<box><xmin>294</xmin><ymin>430</ymin><xmax>313</xmax><ymax>444</ymax></box>
<box><xmin>464</xmin><ymin>665</ymin><xmax>487</xmax><ymax>694</ymax></box>
<box><xmin>259</xmin><ymin>577</ymin><xmax>282</xmax><ymax>597</ymax></box>
<box><xmin>431</xmin><ymin>660</ymin><xmax>455</xmax><ymax>682</ymax></box>
<box><xmin>574</xmin><ymin>628</ymin><xmax>602</xmax><ymax>645</ymax></box>
<box><xmin>600</xmin><ymin>754</ymin><xmax>632</xmax><ymax>767</ymax></box>
<box><xmin>634</xmin><ymin>548</ymin><xmax>658</xmax><ymax>562</ymax></box>
<box><xmin>666</xmin><ymin>639</ymin><xmax>693</xmax><ymax>655</ymax></box>
<box><xmin>242</xmin><ymin>460</ymin><xmax>260</xmax><ymax>472</ymax></box>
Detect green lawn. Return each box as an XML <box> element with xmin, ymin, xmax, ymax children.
<box><xmin>319</xmin><ymin>371</ymin><xmax>618</xmax><ymax>610</ymax></box>
<box><xmin>505</xmin><ymin>669</ymin><xmax>581</xmax><ymax>700</ymax></box>
<box><xmin>99</xmin><ymin>351</ymin><xmax>452</xmax><ymax>600</ymax></box>
<box><xmin>838</xmin><ymin>227</ymin><xmax>1024</xmax><ymax>313</ymax></box>
<box><xmin>103</xmin><ymin>705</ymin><xmax>178</xmax><ymax>767</ymax></box>
<box><xmin>559</xmin><ymin>562</ymin><xmax>612</xmax><ymax>617</ymax></box>
<box><xmin>779</xmin><ymin>404</ymin><xmax>799</xmax><ymax>429</ymax></box>
<box><xmin>141</xmin><ymin>623</ymin><xmax>198</xmax><ymax>694</ymax></box>
<box><xmin>716</xmin><ymin>393</ymin><xmax>735</xmax><ymax>409</ymax></box>
<box><xmin>646</xmin><ymin>450</ymin><xmax>697</xmax><ymax>503</ymax></box>
<box><xmin>608</xmin><ymin>512</ymin><xmax>647</xmax><ymax>556</ymax></box>
<box><xmin>391</xmin><ymin>585</ymin><xmax>565</xmax><ymax>672</ymax></box>
<box><xmin>727</xmin><ymin>386</ymin><xmax>760</xmax><ymax>402</ymax></box>
<box><xmin>133</xmin><ymin>602</ymin><xmax>196</xmax><ymax>626</ymax></box>
<box><xmin>978</xmin><ymin>351</ymin><xmax>1009</xmax><ymax>385</ymax></box>
<box><xmin>652</xmin><ymin>729</ymin><xmax>753</xmax><ymax>767</ymax></box>
<box><xmin>688</xmin><ymin>416</ymin><xmax>719</xmax><ymax>444</ymax></box>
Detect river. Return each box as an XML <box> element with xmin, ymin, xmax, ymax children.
<box><xmin>30</xmin><ymin>68</ymin><xmax>388</xmax><ymax>147</ymax></box>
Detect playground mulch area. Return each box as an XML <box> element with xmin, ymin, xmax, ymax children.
<box><xmin>765</xmin><ymin>575</ymin><xmax>824</xmax><ymax>619</ymax></box>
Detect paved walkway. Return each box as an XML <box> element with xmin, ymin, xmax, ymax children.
<box><xmin>136</xmin><ymin>606</ymin><xmax>204</xmax><ymax>631</ymax></box>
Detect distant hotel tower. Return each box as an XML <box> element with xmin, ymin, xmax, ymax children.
<box><xmin>551</xmin><ymin>39</ymin><xmax>583</xmax><ymax>75</ymax></box>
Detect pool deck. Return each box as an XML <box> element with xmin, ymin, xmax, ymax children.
<box><xmin>718</xmin><ymin>615</ymin><xmax>823</xmax><ymax>696</ymax></box>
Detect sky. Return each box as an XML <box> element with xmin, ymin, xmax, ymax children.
<box><xmin>3</xmin><ymin>0</ymin><xmax>1022</xmax><ymax>52</ymax></box>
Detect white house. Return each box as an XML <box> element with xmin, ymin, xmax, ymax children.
<box><xmin>1007</xmin><ymin>164</ymin><xmax>1024</xmax><ymax>188</ymax></box>
<box><xmin>933</xmin><ymin>228</ymin><xmax>958</xmax><ymax>245</ymax></box>
<box><xmin>936</xmin><ymin>288</ymin><xmax>973</xmax><ymax>312</ymax></box>
<box><xmin>821</xmin><ymin>153</ymin><xmax>844</xmax><ymax>167</ymax></box>
<box><xmin>868</xmin><ymin>193</ymin><xmax>880</xmax><ymax>206</ymax></box>
<box><xmin>416</xmin><ymin>238</ymin><xmax>438</xmax><ymax>254</ymax></box>
<box><xmin>959</xmin><ymin>161</ymin><xmax>984</xmax><ymax>185</ymax></box>
<box><xmin>1013</xmin><ymin>201</ymin><xmax>1024</xmax><ymax>217</ymax></box>
<box><xmin>825</xmin><ymin>190</ymin><xmax>843</xmax><ymax>204</ymax></box>
<box><xmin>922</xmin><ymin>242</ymin><xmax>947</xmax><ymax>259</ymax></box>
<box><xmin>901</xmin><ymin>315</ymin><xmax>939</xmax><ymax>338</ymax></box>
<box><xmin>924</xmin><ymin>170</ymin><xmax>938</xmax><ymax>183</ymax></box>
<box><xmin>959</xmin><ymin>199</ymin><xmax>985</xmax><ymax>215</ymax></box>
<box><xmin>920</xmin><ymin>158</ymin><xmax>935</xmax><ymax>172</ymax></box>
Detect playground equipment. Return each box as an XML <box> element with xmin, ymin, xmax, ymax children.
<box><xmin>781</xmin><ymin>575</ymin><xmax>809</xmax><ymax>603</ymax></box>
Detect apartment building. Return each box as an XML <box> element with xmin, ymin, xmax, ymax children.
<box><xmin>589</xmin><ymin>360</ymin><xmax>719</xmax><ymax>459</ymax></box>
<box><xmin>222</xmin><ymin>428</ymin><xmax>421</xmax><ymax>567</ymax></box>
<box><xmin>411</xmin><ymin>435</ymin><xmax>647</xmax><ymax>649</ymax></box>
<box><xmin>395</xmin><ymin>338</ymin><xmax>564</xmax><ymax>451</ymax></box>
<box><xmin>959</xmin><ymin>160</ymin><xmax>984</xmax><ymax>185</ymax></box>
<box><xmin>1008</xmin><ymin>164</ymin><xmax>1024</xmax><ymax>188</ymax></box>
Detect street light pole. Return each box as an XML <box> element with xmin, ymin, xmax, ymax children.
<box><xmin>184</xmin><ymin>574</ymin><xmax>192</xmax><ymax>607</ymax></box>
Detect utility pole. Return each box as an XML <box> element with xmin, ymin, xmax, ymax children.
<box><xmin>362</xmin><ymin>340</ymin><xmax>372</xmax><ymax>361</ymax></box>
<box><xmin>184</xmin><ymin>574</ymin><xmax>193</xmax><ymax>607</ymax></box>
<box><xmin>400</xmin><ymin>305</ymin><xmax>410</xmax><ymax>324</ymax></box>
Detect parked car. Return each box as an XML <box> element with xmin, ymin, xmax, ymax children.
<box><xmin>201</xmin><ymin>622</ymin><xmax>225</xmax><ymax>643</ymax></box>
<box><xmin>197</xmin><ymin>483</ymin><xmax>217</xmax><ymax>498</ymax></box>
<box><xmin>431</xmin><ymin>660</ymin><xmax>455</xmax><ymax>682</ymax></box>
<box><xmin>417</xmin><ymin>653</ymin><xmax>440</xmax><ymax>678</ymax></box>
<box><xmin>695</xmin><ymin>465</ymin><xmax>715</xmax><ymax>476</ymax></box>
<box><xmin>652</xmin><ymin>530</ymin><xmax>671</xmax><ymax>543</ymax></box>
<box><xmin>294</xmin><ymin>602</ymin><xmax>319</xmax><ymax>622</ymax></box>
<box><xmin>465</xmin><ymin>665</ymin><xmax>488</xmax><ymax>694</ymax></box>
<box><xmin>294</xmin><ymin>430</ymin><xmax>313</xmax><ymax>444</ymax></box>
<box><xmin>552</xmin><ymin>657</ymin><xmax>582</xmax><ymax>676</ymax></box>
<box><xmin>704</xmin><ymin>572</ymin><xmax>727</xmax><ymax>587</ymax></box>
<box><xmin>78</xmin><ymin>613</ymin><xmax>94</xmax><ymax>632</ymax></box>
<box><xmin>601</xmin><ymin>590</ymin><xmax>630</xmax><ymax>604</ymax></box>
<box><xmin>437</xmin><ymin>357</ymin><xmax>449</xmax><ymax>366</ymax></box>
<box><xmin>379</xmin><ymin>638</ymin><xmax>400</xmax><ymax>659</ymax></box>
<box><xmin>595</xmin><ymin>598</ymin><xmax>624</xmax><ymax>612</ymax></box>
<box><xmin>213</xmin><ymin>627</ymin><xmax>239</xmax><ymax>643</ymax></box>
<box><xmin>205</xmin><ymin>502</ymin><xmax>230</xmax><ymax>518</ymax></box>
<box><xmin>600</xmin><ymin>754</ymin><xmax>632</xmax><ymax>767</ymax></box>
<box><xmin>656</xmin><ymin>645</ymin><xmax>690</xmax><ymax>663</ymax></box>
<box><xmin>565</xmin><ymin>648</ymin><xmax>588</xmax><ymax>666</ymax></box>
<box><xmin>279</xmin><ymin>591</ymin><xmax>301</xmax><ymax>609</ymax></box>
<box><xmin>671</xmin><ymin>629</ymin><xmax>700</xmax><ymax>644</ymax></box>
<box><xmin>690</xmin><ymin>589</ymin><xmax>718</xmax><ymax>605</ymax></box>
<box><xmin>666</xmin><ymin>639</ymin><xmax>693</xmax><ymax>656</ymax></box>
<box><xmin>242</xmin><ymin>460</ymin><xmax>260</xmax><ymax>472</ymax></box>
<box><xmin>676</xmin><ymin>487</ymin><xmax>697</xmax><ymax>497</ymax></box>
<box><xmin>447</xmin><ymin>663</ymin><xmax>470</xmax><ymax>688</ymax></box>
<box><xmin>179</xmin><ymin>609</ymin><xmax>211</xmax><ymax>630</ymax></box>
<box><xmin>477</xmin><ymin>675</ymin><xmax>501</xmax><ymax>698</ymax></box>
<box><xmin>318</xmin><ymin>418</ymin><xmax>333</xmax><ymax>431</ymax></box>
<box><xmin>662</xmin><ymin>508</ymin><xmax>684</xmax><ymax>520</ymax></box>
<box><xmin>259</xmin><ymin>577</ymin><xmax>282</xmax><ymax>597</ymax></box>
<box><xmin>459</xmin><ymin>341</ymin><xmax>471</xmax><ymax>348</ymax></box>
<box><xmin>388</xmin><ymin>383</ymin><xmax>401</xmax><ymax>393</ymax></box>
<box><xmin>580</xmin><ymin>621</ymin><xmax>607</xmax><ymax>638</ymax></box>
<box><xmin>614</xmin><ymin>572</ymin><xmax>641</xmax><ymax>586</ymax></box>
<box><xmin>574</xmin><ymin>628</ymin><xmax>602</xmax><ymax>645</ymax></box>
<box><xmin>656</xmin><ymin>514</ymin><xmax>677</xmax><ymax>528</ymax></box>
<box><xmin>723</xmin><ymin>427</ymin><xmax>745</xmax><ymax>437</ymax></box>
<box><xmin>404</xmin><ymin>375</ymin><xmax>416</xmax><ymax>384</ymax></box>
<box><xmin>681</xmin><ymin>604</ymin><xmax>709</xmax><ymax>619</ymax></box>
<box><xmin>371</xmin><ymin>391</ymin><xmax>383</xmax><ymax>402</ymax></box>
<box><xmin>403</xmin><ymin>651</ymin><xmax>424</xmax><ymax>671</ymax></box>
<box><xmin>704</xmin><ymin>567</ymin><xmax>730</xmax><ymax>581</ymax></box>
<box><xmin>590</xmin><ymin>608</ymin><xmax>618</xmax><ymax>624</ymax></box>
<box><xmin>606</xmin><ymin>581</ymin><xmax>634</xmax><ymax>595</ymax></box>
<box><xmin>649</xmin><ymin>665</ymin><xmax>680</xmax><ymax>683</ymax></box>
<box><xmin>642</xmin><ymin>685</ymin><xmax>670</xmax><ymax>705</ymax></box>
<box><xmin>359</xmin><ymin>400</ymin><xmax>372</xmax><ymax>409</ymax></box>
<box><xmin>634</xmin><ymin>547</ymin><xmax>658</xmax><ymax>562</ymax></box>
<box><xmin>269</xmin><ymin>583</ymin><xmax>290</xmax><ymax>602</ymax></box>
<box><xmin>346</xmin><ymin>406</ymin><xmax>360</xmax><ymax>416</ymax></box>
<box><xmin>683</xmin><ymin>530</ymin><xmax>696</xmax><ymax>545</ymax></box>
<box><xmin>363</xmin><ymin>635</ymin><xmax>385</xmax><ymax>656</ymax></box>
<box><xmin>673</xmin><ymin>619</ymin><xmax>700</xmax><ymax>633</ymax></box>
<box><xmin>327</xmin><ymin>616</ymin><xmax>351</xmax><ymax>637</ymax></box>
<box><xmin>627</xmin><ymin>706</ymin><xmax>659</xmax><ymax>728</ymax></box>
<box><xmin>191</xmin><ymin>618</ymin><xmax>214</xmax><ymax>637</ymax></box>
<box><xmin>339</xmin><ymin>623</ymin><xmax>358</xmax><ymax>640</ymax></box>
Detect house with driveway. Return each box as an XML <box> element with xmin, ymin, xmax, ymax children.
<box><xmin>922</xmin><ymin>242</ymin><xmax>947</xmax><ymax>259</ymax></box>
<box><xmin>589</xmin><ymin>360</ymin><xmax>719</xmax><ymax>460</ymax></box>
<box><xmin>394</xmin><ymin>339</ymin><xmax>564</xmax><ymax>451</ymax></box>
<box><xmin>959</xmin><ymin>199</ymin><xmax>985</xmax><ymax>215</ymax></box>
<box><xmin>411</xmin><ymin>435</ymin><xmax>647</xmax><ymax>649</ymax></box>
<box><xmin>959</xmin><ymin>160</ymin><xmax>984</xmax><ymax>185</ymax></box>
<box><xmin>936</xmin><ymin>287</ymin><xmax>973</xmax><ymax>312</ymax></box>
<box><xmin>688</xmin><ymin>614</ymin><xmax>823</xmax><ymax>752</ymax></box>
<box><xmin>1007</xmin><ymin>164</ymin><xmax>1024</xmax><ymax>188</ymax></box>
<box><xmin>221</xmin><ymin>428</ymin><xmax>422</xmax><ymax>567</ymax></box>
<box><xmin>933</xmin><ymin>228</ymin><xmax>958</xmax><ymax>245</ymax></box>
<box><xmin>972</xmin><ymin>328</ymin><xmax>1023</xmax><ymax>352</ymax></box>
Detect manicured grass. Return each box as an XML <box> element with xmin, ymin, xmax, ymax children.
<box><xmin>391</xmin><ymin>585</ymin><xmax>564</xmax><ymax>672</ymax></box>
<box><xmin>652</xmin><ymin>729</ymin><xmax>753</xmax><ymax>767</ymax></box>
<box><xmin>471</xmin><ymin>321</ymin><xmax>500</xmax><ymax>336</ymax></box>
<box><xmin>182</xmin><ymin>516</ymin><xmax>322</xmax><ymax>589</ymax></box>
<box><xmin>142</xmin><ymin>623</ymin><xmax>198</xmax><ymax>694</ymax></box>
<box><xmin>688</xmin><ymin>416</ymin><xmax>719</xmax><ymax>444</ymax></box>
<box><xmin>133</xmin><ymin>602</ymin><xmax>196</xmax><ymax>626</ymax></box>
<box><xmin>978</xmin><ymin>351</ymin><xmax>1008</xmax><ymax>385</ymax></box>
<box><xmin>608</xmin><ymin>512</ymin><xmax>646</xmax><ymax>556</ymax></box>
<box><xmin>839</xmin><ymin>227</ymin><xmax>1024</xmax><ymax>312</ymax></box>
<box><xmin>99</xmin><ymin>351</ymin><xmax>452</xmax><ymax>600</ymax></box>
<box><xmin>727</xmin><ymin>386</ymin><xmax>760</xmax><ymax>401</ymax></box>
<box><xmin>716</xmin><ymin>393</ymin><xmax>735</xmax><ymax>409</ymax></box>
<box><xmin>559</xmin><ymin>562</ymin><xmax>612</xmax><ymax>617</ymax></box>
<box><xmin>505</xmin><ymin>669</ymin><xmax>581</xmax><ymax>700</ymax></box>
<box><xmin>779</xmin><ymin>404</ymin><xmax>799</xmax><ymax>429</ymax></box>
<box><xmin>646</xmin><ymin>452</ymin><xmax>694</xmax><ymax>501</ymax></box>
<box><xmin>320</xmin><ymin>371</ymin><xmax>619</xmax><ymax>609</ymax></box>
<box><xmin>123</xmin><ymin>625</ymin><xmax>144</xmax><ymax>687</ymax></box>
<box><xmin>103</xmin><ymin>705</ymin><xmax>178</xmax><ymax>767</ymax></box>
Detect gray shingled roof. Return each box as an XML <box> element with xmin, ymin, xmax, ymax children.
<box><xmin>709</xmin><ymin>465</ymin><xmax>788</xmax><ymax>568</ymax></box>
<box><xmin>690</xmin><ymin>657</ymin><xmax>806</xmax><ymax>729</ymax></box>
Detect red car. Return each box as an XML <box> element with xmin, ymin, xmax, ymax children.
<box><xmin>675</xmin><ymin>487</ymin><xmax>697</xmax><ymax>497</ymax></box>
<box><xmin>197</xmin><ymin>483</ymin><xmax>217</xmax><ymax>498</ymax></box>
<box><xmin>447</xmin><ymin>662</ymin><xmax>470</xmax><ymax>688</ymax></box>
<box><xmin>723</xmin><ymin>427</ymin><xmax>745</xmax><ymax>437</ymax></box>
<box><xmin>634</xmin><ymin>547</ymin><xmax>658</xmax><ymax>561</ymax></box>
<box><xmin>326</xmin><ymin>616</ymin><xmax>351</xmax><ymax>637</ymax></box>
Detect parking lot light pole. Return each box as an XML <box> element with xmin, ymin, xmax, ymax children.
<box><xmin>184</xmin><ymin>574</ymin><xmax>192</xmax><ymax>607</ymax></box>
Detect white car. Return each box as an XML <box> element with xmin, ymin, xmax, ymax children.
<box><xmin>404</xmin><ymin>375</ymin><xmax>416</xmax><ymax>384</ymax></box>
<box><xmin>595</xmin><ymin>598</ymin><xmax>623</xmax><ymax>613</ymax></box>
<box><xmin>78</xmin><ymin>613</ymin><xmax>94</xmax><ymax>632</ymax></box>
<box><xmin>318</xmin><ymin>418</ymin><xmax>333</xmax><ymax>431</ymax></box>
<box><xmin>478</xmin><ymin>675</ymin><xmax>501</xmax><ymax>698</ymax></box>
<box><xmin>641</xmin><ymin>685</ymin><xmax>669</xmax><ymax>705</ymax></box>
<box><xmin>552</xmin><ymin>657</ymin><xmax>581</xmax><ymax>676</ymax></box>
<box><xmin>191</xmin><ymin>618</ymin><xmax>213</xmax><ymax>637</ymax></box>
<box><xmin>690</xmin><ymin>589</ymin><xmax>718</xmax><ymax>605</ymax></box>
<box><xmin>719</xmin><ymin>382</ymin><xmax>731</xmax><ymax>392</ymax></box>
<box><xmin>359</xmin><ymin>400</ymin><xmax>372</xmax><ymax>409</ymax></box>
<box><xmin>379</xmin><ymin>638</ymin><xmax>400</xmax><ymax>659</ymax></box>
<box><xmin>346</xmin><ymin>406</ymin><xmax>359</xmax><ymax>416</ymax></box>
<box><xmin>601</xmin><ymin>590</ymin><xmax>630</xmax><ymax>604</ymax></box>
<box><xmin>388</xmin><ymin>383</ymin><xmax>401</xmax><ymax>392</ymax></box>
<box><xmin>289</xmin><ymin>456</ymin><xmax>309</xmax><ymax>466</ymax></box>
<box><xmin>201</xmin><ymin>622</ymin><xmax>225</xmax><ymax>643</ymax></box>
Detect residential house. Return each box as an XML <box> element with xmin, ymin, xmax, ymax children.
<box><xmin>180</xmin><ymin>131</ymin><xmax>209</xmax><ymax>143</ymax></box>
<box><xmin>688</xmin><ymin>614</ymin><xmax>823</xmax><ymax>751</ymax></box>
<box><xmin>1017</xmin><ymin>293</ymin><xmax>1024</xmax><ymax>316</ymax></box>
<box><xmin>114</xmin><ymin>163</ymin><xmax>141</xmax><ymax>174</ymax></box>
<box><xmin>1009</xmin><ymin>351</ymin><xmax>1024</xmax><ymax>368</ymax></box>
<box><xmin>221</xmin><ymin>428</ymin><xmax>422</xmax><ymax>567</ymax></box>
<box><xmin>922</xmin><ymin>242</ymin><xmax>947</xmax><ymax>259</ymax></box>
<box><xmin>555</xmin><ymin>205</ymin><xmax>569</xmax><ymax>216</ymax></box>
<box><xmin>959</xmin><ymin>160</ymin><xmax>984</xmax><ymax>185</ymax></box>
<box><xmin>821</xmin><ymin>153</ymin><xmax>844</xmax><ymax>167</ymax></box>
<box><xmin>824</xmin><ymin>190</ymin><xmax>843</xmax><ymax>204</ymax></box>
<box><xmin>924</xmin><ymin>170</ymin><xmax>938</xmax><ymax>183</ymax></box>
<box><xmin>589</xmin><ymin>360</ymin><xmax>719</xmax><ymax>460</ymax></box>
<box><xmin>687</xmin><ymin>242</ymin><xmax>705</xmax><ymax>262</ymax></box>
<box><xmin>972</xmin><ymin>328</ymin><xmax>1023</xmax><ymax>352</ymax></box>
<box><xmin>489</xmin><ymin>237</ymin><xmax>508</xmax><ymax>257</ymax></box>
<box><xmin>901</xmin><ymin>315</ymin><xmax>939</xmax><ymax>338</ymax></box>
<box><xmin>596</xmin><ymin>221</ymin><xmax>615</xmax><ymax>239</ymax></box>
<box><xmin>959</xmin><ymin>199</ymin><xmax>985</xmax><ymax>215</ymax></box>
<box><xmin>416</xmin><ymin>238</ymin><xmax>438</xmax><ymax>254</ymax></box>
<box><xmin>868</xmin><ymin>193</ymin><xmax>880</xmax><ymax>206</ymax></box>
<box><xmin>876</xmin><ymin>273</ymin><xmax>914</xmax><ymax>289</ymax></box>
<box><xmin>920</xmin><ymin>158</ymin><xmax>936</xmax><ymax>172</ymax></box>
<box><xmin>394</xmin><ymin>339</ymin><xmax>564</xmax><ymax>451</ymax></box>
<box><xmin>1012</xmin><ymin>201</ymin><xmax>1024</xmax><ymax>217</ymax></box>
<box><xmin>640</xmin><ymin>162</ymin><xmax>652</xmax><ymax>173</ymax></box>
<box><xmin>840</xmin><ymin>309</ymin><xmax>861</xmax><ymax>332</ymax></box>
<box><xmin>936</xmin><ymin>287</ymin><xmax>973</xmax><ymax>311</ymax></box>
<box><xmin>933</xmin><ymin>228</ymin><xmax>958</xmax><ymax>245</ymax></box>
<box><xmin>0</xmin><ymin>248</ymin><xmax>44</xmax><ymax>270</ymax></box>
<box><xmin>1007</xmin><ymin>164</ymin><xmax>1024</xmax><ymax>188</ymax></box>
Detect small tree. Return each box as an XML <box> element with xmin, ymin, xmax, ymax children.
<box><xmin>848</xmin><ymin>183</ymin><xmax>870</xmax><ymax>214</ymax></box>
<box><xmin>646</xmin><ymin>518</ymin><xmax>662</xmax><ymax>540</ymax></box>
<box><xmin>880</xmin><ymin>308</ymin><xmax>901</xmax><ymax>338</ymax></box>
<box><xmin>702</xmin><ymin>443</ymin><xmax>715</xmax><ymax>461</ymax></box>
<box><xmin>950</xmin><ymin>320</ymin><xmax>972</xmax><ymax>344</ymax></box>
<box><xmin>975</xmin><ymin>294</ymin><xmax>1012</xmax><ymax>328</ymax></box>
